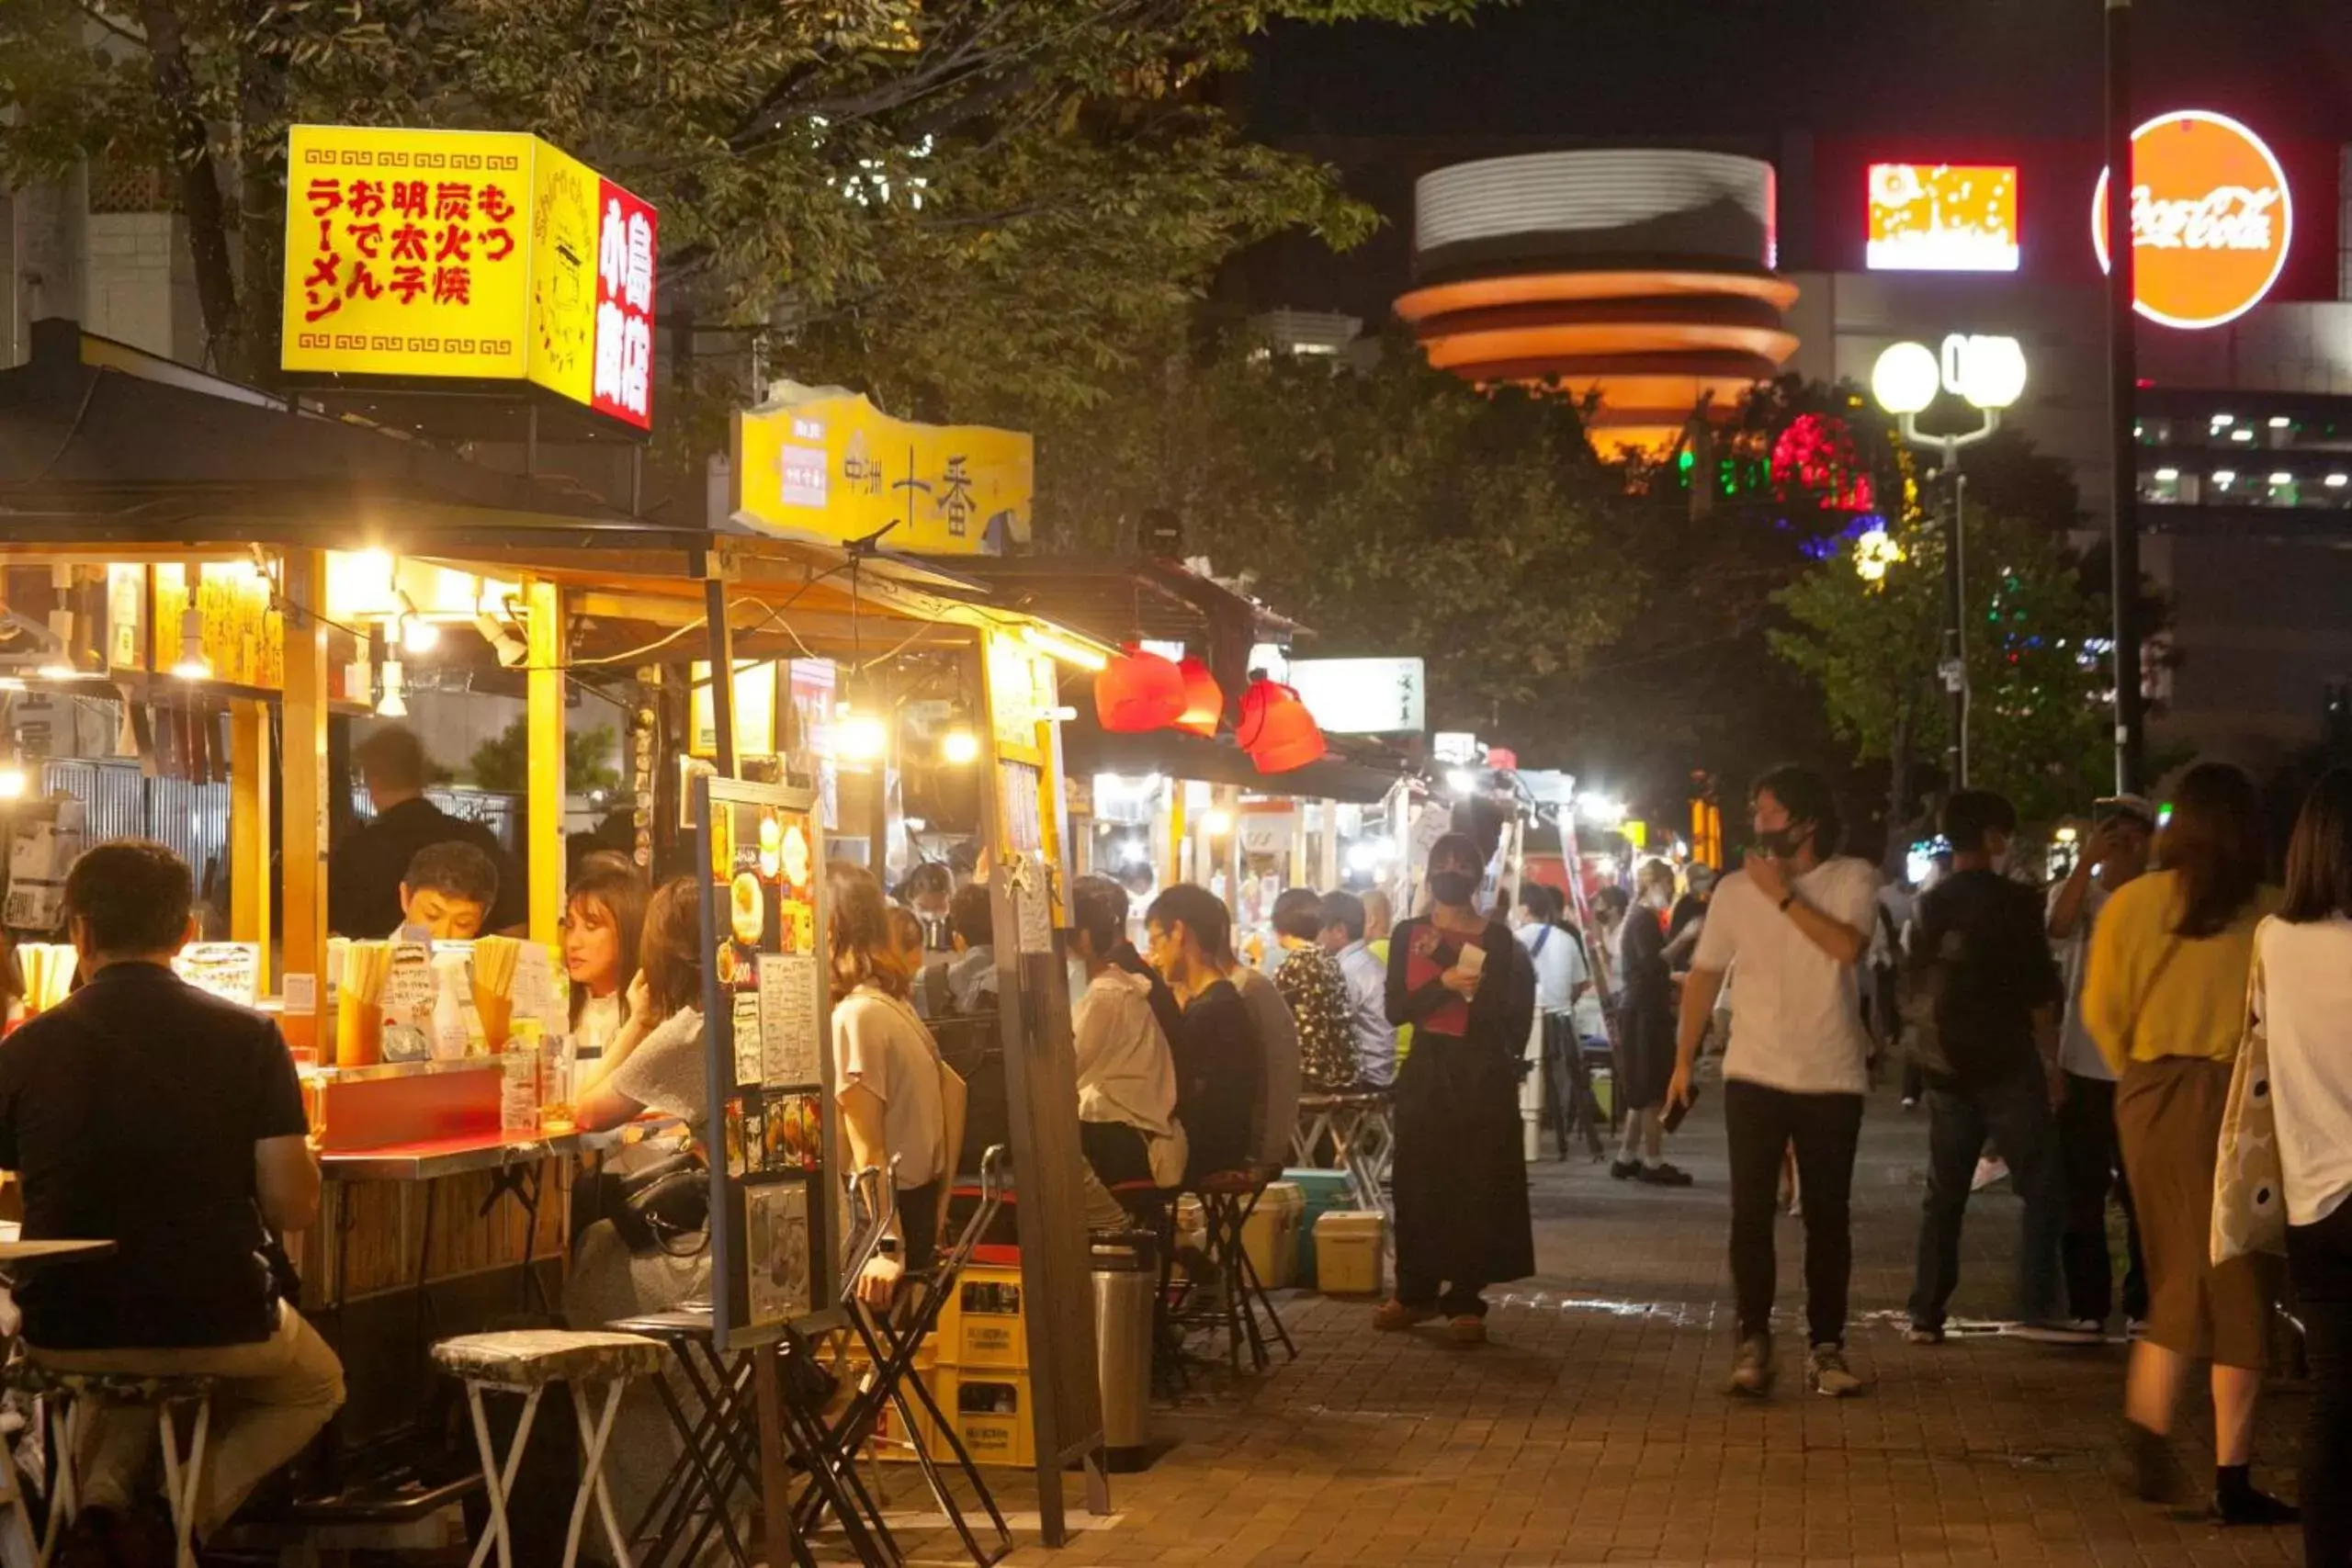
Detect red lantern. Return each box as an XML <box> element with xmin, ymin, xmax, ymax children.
<box><xmin>1095</xmin><ymin>644</ymin><xmax>1186</xmax><ymax>733</ymax></box>
<box><xmin>1236</xmin><ymin>677</ymin><xmax>1326</xmax><ymax>773</ymax></box>
<box><xmin>1174</xmin><ymin>657</ymin><xmax>1224</xmax><ymax>737</ymax></box>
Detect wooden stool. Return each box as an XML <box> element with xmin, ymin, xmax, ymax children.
<box><xmin>431</xmin><ymin>1328</ymin><xmax>669</xmax><ymax>1568</ymax></box>
<box><xmin>4</xmin><ymin>1362</ymin><xmax>217</xmax><ymax>1568</ymax></box>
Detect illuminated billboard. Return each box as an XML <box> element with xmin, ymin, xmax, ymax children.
<box><xmin>280</xmin><ymin>125</ymin><xmax>658</xmax><ymax>429</ymax></box>
<box><xmin>1867</xmin><ymin>164</ymin><xmax>2020</xmax><ymax>273</ymax></box>
<box><xmin>2093</xmin><ymin>109</ymin><xmax>2291</xmax><ymax>331</ymax></box>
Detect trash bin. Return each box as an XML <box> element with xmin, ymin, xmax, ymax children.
<box><xmin>1092</xmin><ymin>1236</ymin><xmax>1157</xmax><ymax>1471</ymax></box>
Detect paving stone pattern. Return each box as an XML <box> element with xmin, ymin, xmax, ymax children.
<box><xmin>883</xmin><ymin>1084</ymin><xmax>2307</xmax><ymax>1568</ymax></box>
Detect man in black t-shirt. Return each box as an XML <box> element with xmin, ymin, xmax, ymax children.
<box><xmin>0</xmin><ymin>841</ymin><xmax>344</xmax><ymax>1549</ymax></box>
<box><xmin>1143</xmin><ymin>884</ymin><xmax>1262</xmax><ymax>1182</ymax></box>
<box><xmin>330</xmin><ymin>725</ymin><xmax>526</xmax><ymax>936</ymax></box>
<box><xmin>1900</xmin><ymin>790</ymin><xmax>2079</xmax><ymax>1344</ymax></box>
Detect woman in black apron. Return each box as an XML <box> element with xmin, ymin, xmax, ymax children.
<box><xmin>1377</xmin><ymin>833</ymin><xmax>1538</xmax><ymax>1344</ymax></box>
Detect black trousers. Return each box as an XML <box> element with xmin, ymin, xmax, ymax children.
<box><xmin>1724</xmin><ymin>1077</ymin><xmax>1865</xmax><ymax>1347</ymax></box>
<box><xmin>2289</xmin><ymin>1200</ymin><xmax>2352</xmax><ymax>1568</ymax></box>
<box><xmin>2056</xmin><ymin>1071</ymin><xmax>2148</xmax><ymax>1324</ymax></box>
<box><xmin>1080</xmin><ymin>1120</ymin><xmax>1154</xmax><ymax>1189</ymax></box>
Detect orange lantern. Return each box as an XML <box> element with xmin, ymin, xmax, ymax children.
<box><xmin>1236</xmin><ymin>677</ymin><xmax>1327</xmax><ymax>773</ymax></box>
<box><xmin>1094</xmin><ymin>644</ymin><xmax>1186</xmax><ymax>732</ymax></box>
<box><xmin>1174</xmin><ymin>657</ymin><xmax>1224</xmax><ymax>737</ymax></box>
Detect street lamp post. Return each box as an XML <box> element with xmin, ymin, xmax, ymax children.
<box><xmin>1871</xmin><ymin>335</ymin><xmax>2029</xmax><ymax>790</ymax></box>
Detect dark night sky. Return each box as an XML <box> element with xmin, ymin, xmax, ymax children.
<box><xmin>1251</xmin><ymin>0</ymin><xmax>2352</xmax><ymax>145</ymax></box>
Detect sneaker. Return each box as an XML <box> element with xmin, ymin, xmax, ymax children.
<box><xmin>1636</xmin><ymin>1162</ymin><xmax>1694</xmax><ymax>1187</ymax></box>
<box><xmin>1728</xmin><ymin>1334</ymin><xmax>1775</xmax><ymax>1396</ymax></box>
<box><xmin>1372</xmin><ymin>1300</ymin><xmax>1438</xmax><ymax>1333</ymax></box>
<box><xmin>1900</xmin><ymin>1096</ymin><xmax>1918</xmax><ymax>1113</ymax></box>
<box><xmin>1971</xmin><ymin>1156</ymin><xmax>2009</xmax><ymax>1192</ymax></box>
<box><xmin>1448</xmin><ymin>1314</ymin><xmax>1488</xmax><ymax>1346</ymax></box>
<box><xmin>1807</xmin><ymin>1342</ymin><xmax>1866</xmax><ymax>1397</ymax></box>
<box><xmin>1904</xmin><ymin>1322</ymin><xmax>1945</xmax><ymax>1346</ymax></box>
<box><xmin>1609</xmin><ymin>1157</ymin><xmax>1643</xmax><ymax>1180</ymax></box>
<box><xmin>2126</xmin><ymin>1317</ymin><xmax>2149</xmax><ymax>1341</ymax></box>
<box><xmin>2117</xmin><ymin>1419</ymin><xmax>2183</xmax><ymax>1504</ymax></box>
<box><xmin>2011</xmin><ymin>1318</ymin><xmax>2105</xmax><ymax>1346</ymax></box>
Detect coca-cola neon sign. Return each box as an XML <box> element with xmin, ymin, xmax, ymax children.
<box><xmin>2093</xmin><ymin>109</ymin><xmax>2293</xmax><ymax>331</ymax></box>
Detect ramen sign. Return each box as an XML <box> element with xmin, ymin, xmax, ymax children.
<box><xmin>2093</xmin><ymin>109</ymin><xmax>2292</xmax><ymax>331</ymax></box>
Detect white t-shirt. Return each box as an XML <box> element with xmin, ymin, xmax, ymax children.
<box><xmin>832</xmin><ymin>987</ymin><xmax>948</xmax><ymax>1191</ymax></box>
<box><xmin>1691</xmin><ymin>856</ymin><xmax>1880</xmax><ymax>1096</ymax></box>
<box><xmin>1072</xmin><ymin>967</ymin><xmax>1178</xmax><ymax>1138</ymax></box>
<box><xmin>1516</xmin><ymin>921</ymin><xmax>1589</xmax><ymax>1014</ymax></box>
<box><xmin>573</xmin><ymin>992</ymin><xmax>624</xmax><ymax>1061</ymax></box>
<box><xmin>2050</xmin><ymin>878</ymin><xmax>2115</xmax><ymax>1081</ymax></box>
<box><xmin>2253</xmin><ymin>917</ymin><xmax>2352</xmax><ymax>1226</ymax></box>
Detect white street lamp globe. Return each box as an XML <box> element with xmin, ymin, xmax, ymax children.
<box><xmin>1871</xmin><ymin>342</ymin><xmax>1940</xmax><ymax>416</ymax></box>
<box><xmin>1959</xmin><ymin>334</ymin><xmax>2028</xmax><ymax>412</ymax></box>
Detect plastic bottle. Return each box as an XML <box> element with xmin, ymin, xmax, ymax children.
<box><xmin>430</xmin><ymin>952</ymin><xmax>471</xmax><ymax>1063</ymax></box>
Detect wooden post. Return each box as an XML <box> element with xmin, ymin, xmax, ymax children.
<box><xmin>280</xmin><ymin>549</ymin><xmax>329</xmax><ymax>1052</ymax></box>
<box><xmin>228</xmin><ymin>697</ymin><xmax>273</xmax><ymax>994</ymax></box>
<box><xmin>524</xmin><ymin>576</ymin><xmax>565</xmax><ymax>943</ymax></box>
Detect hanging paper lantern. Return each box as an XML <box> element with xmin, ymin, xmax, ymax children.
<box><xmin>1174</xmin><ymin>657</ymin><xmax>1224</xmax><ymax>737</ymax></box>
<box><xmin>1236</xmin><ymin>677</ymin><xmax>1326</xmax><ymax>773</ymax></box>
<box><xmin>1094</xmin><ymin>644</ymin><xmax>1186</xmax><ymax>732</ymax></box>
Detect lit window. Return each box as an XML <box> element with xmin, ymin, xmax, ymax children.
<box><xmin>2212</xmin><ymin>413</ymin><xmax>2236</xmax><ymax>427</ymax></box>
<box><xmin>2214</xmin><ymin>470</ymin><xmax>2236</xmax><ymax>485</ymax></box>
<box><xmin>2326</xmin><ymin>474</ymin><xmax>2348</xmax><ymax>488</ymax></box>
<box><xmin>2268</xmin><ymin>415</ymin><xmax>2293</xmax><ymax>429</ymax></box>
<box><xmin>2154</xmin><ymin>468</ymin><xmax>2179</xmax><ymax>481</ymax></box>
<box><xmin>2270</xmin><ymin>472</ymin><xmax>2294</xmax><ymax>485</ymax></box>
<box><xmin>2232</xmin><ymin>429</ymin><xmax>2255</xmax><ymax>443</ymax></box>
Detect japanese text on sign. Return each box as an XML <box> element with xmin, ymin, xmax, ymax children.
<box><xmin>280</xmin><ymin>126</ymin><xmax>657</xmax><ymax>428</ymax></box>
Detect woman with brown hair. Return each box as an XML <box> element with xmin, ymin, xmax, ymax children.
<box><xmin>830</xmin><ymin>863</ymin><xmax>960</xmax><ymax>1311</ymax></box>
<box><xmin>2085</xmin><ymin>764</ymin><xmax>2296</xmax><ymax>1525</ymax></box>
<box><xmin>576</xmin><ymin>876</ymin><xmax>706</xmax><ymax>1122</ymax></box>
<box><xmin>563</xmin><ymin>863</ymin><xmax>650</xmax><ymax>1065</ymax></box>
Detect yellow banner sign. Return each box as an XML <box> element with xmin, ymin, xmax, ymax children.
<box><xmin>733</xmin><ymin>384</ymin><xmax>1032</xmax><ymax>555</ymax></box>
<box><xmin>280</xmin><ymin>125</ymin><xmax>657</xmax><ymax>429</ymax></box>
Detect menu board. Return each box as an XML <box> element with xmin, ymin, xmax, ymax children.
<box><xmin>698</xmin><ymin>774</ymin><xmax>838</xmax><ymax>1349</ymax></box>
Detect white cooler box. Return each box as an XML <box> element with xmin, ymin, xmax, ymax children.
<box><xmin>1314</xmin><ymin>1211</ymin><xmax>1387</xmax><ymax>1297</ymax></box>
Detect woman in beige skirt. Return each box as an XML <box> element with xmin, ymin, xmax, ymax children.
<box><xmin>2083</xmin><ymin>763</ymin><xmax>2295</xmax><ymax>1526</ymax></box>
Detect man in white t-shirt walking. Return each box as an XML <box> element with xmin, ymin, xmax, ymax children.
<box><xmin>1668</xmin><ymin>765</ymin><xmax>1880</xmax><ymax>1399</ymax></box>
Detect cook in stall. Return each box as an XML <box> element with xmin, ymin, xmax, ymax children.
<box><xmin>390</xmin><ymin>840</ymin><xmax>500</xmax><ymax>943</ymax></box>
<box><xmin>330</xmin><ymin>726</ymin><xmax>525</xmax><ymax>937</ymax></box>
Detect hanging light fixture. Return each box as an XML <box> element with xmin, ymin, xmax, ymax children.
<box><xmin>375</xmin><ymin>658</ymin><xmax>409</xmax><ymax>718</ymax></box>
<box><xmin>172</xmin><ymin>611</ymin><xmax>210</xmax><ymax>681</ymax></box>
<box><xmin>397</xmin><ymin>591</ymin><xmax>440</xmax><ymax>654</ymax></box>
<box><xmin>1094</xmin><ymin>643</ymin><xmax>1186</xmax><ymax>733</ymax></box>
<box><xmin>1173</xmin><ymin>656</ymin><xmax>1224</xmax><ymax>737</ymax></box>
<box><xmin>1235</xmin><ymin>676</ymin><xmax>1326</xmax><ymax>773</ymax></box>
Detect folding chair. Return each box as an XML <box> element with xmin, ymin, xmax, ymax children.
<box><xmin>797</xmin><ymin>1147</ymin><xmax>1014</xmax><ymax>1568</ymax></box>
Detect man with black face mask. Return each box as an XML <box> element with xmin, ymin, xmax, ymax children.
<box><xmin>1668</xmin><ymin>766</ymin><xmax>1881</xmax><ymax>1399</ymax></box>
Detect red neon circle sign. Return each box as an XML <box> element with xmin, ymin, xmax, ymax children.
<box><xmin>2092</xmin><ymin>109</ymin><xmax>2292</xmax><ymax>331</ymax></box>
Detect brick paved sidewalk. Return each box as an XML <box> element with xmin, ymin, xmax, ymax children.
<box><xmin>880</xmin><ymin>1083</ymin><xmax>2308</xmax><ymax>1568</ymax></box>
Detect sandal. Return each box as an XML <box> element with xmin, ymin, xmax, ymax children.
<box><xmin>1372</xmin><ymin>1299</ymin><xmax>1438</xmax><ymax>1332</ymax></box>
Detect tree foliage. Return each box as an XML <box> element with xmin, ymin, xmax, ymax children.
<box><xmin>0</xmin><ymin>0</ymin><xmax>1489</xmax><ymax>408</ymax></box>
<box><xmin>468</xmin><ymin>717</ymin><xmax>619</xmax><ymax>796</ymax></box>
<box><xmin>1770</xmin><ymin>512</ymin><xmax>2113</xmax><ymax>824</ymax></box>
<box><xmin>1037</xmin><ymin>342</ymin><xmax>1644</xmax><ymax>756</ymax></box>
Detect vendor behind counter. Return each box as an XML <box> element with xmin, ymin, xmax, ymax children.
<box><xmin>331</xmin><ymin>727</ymin><xmax>525</xmax><ymax>937</ymax></box>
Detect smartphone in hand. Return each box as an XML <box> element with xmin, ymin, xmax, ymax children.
<box><xmin>1455</xmin><ymin>943</ymin><xmax>1487</xmax><ymax>977</ymax></box>
<box><xmin>1663</xmin><ymin>1081</ymin><xmax>1701</xmax><ymax>1134</ymax></box>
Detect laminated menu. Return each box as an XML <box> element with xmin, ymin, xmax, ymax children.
<box><xmin>173</xmin><ymin>942</ymin><xmax>261</xmax><ymax>1009</ymax></box>
<box><xmin>4</xmin><ymin>801</ymin><xmax>86</xmax><ymax>931</ymax></box>
<box><xmin>379</xmin><ymin>942</ymin><xmax>435</xmax><ymax>1062</ymax></box>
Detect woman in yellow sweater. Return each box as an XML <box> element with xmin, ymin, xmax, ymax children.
<box><xmin>2083</xmin><ymin>763</ymin><xmax>2295</xmax><ymax>1526</ymax></box>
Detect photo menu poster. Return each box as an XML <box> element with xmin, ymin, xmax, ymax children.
<box><xmin>698</xmin><ymin>775</ymin><xmax>838</xmax><ymax>1349</ymax></box>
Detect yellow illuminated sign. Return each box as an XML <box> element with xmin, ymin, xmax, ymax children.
<box><xmin>734</xmin><ymin>385</ymin><xmax>1032</xmax><ymax>556</ymax></box>
<box><xmin>280</xmin><ymin>125</ymin><xmax>656</xmax><ymax>428</ymax></box>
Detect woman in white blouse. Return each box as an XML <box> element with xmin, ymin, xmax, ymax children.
<box><xmin>2256</xmin><ymin>770</ymin><xmax>2352</xmax><ymax>1568</ymax></box>
<box><xmin>830</xmin><ymin>863</ymin><xmax>960</xmax><ymax>1311</ymax></box>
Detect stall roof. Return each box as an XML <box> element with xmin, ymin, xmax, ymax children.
<box><xmin>920</xmin><ymin>555</ymin><xmax>1303</xmax><ymax>649</ymax></box>
<box><xmin>0</xmin><ymin>319</ymin><xmax>707</xmax><ymax>555</ymax></box>
<box><xmin>1064</xmin><ymin>725</ymin><xmax>1404</xmax><ymax>806</ymax></box>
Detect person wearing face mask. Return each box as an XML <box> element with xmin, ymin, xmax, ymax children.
<box><xmin>1897</xmin><ymin>789</ymin><xmax>2082</xmax><ymax>1348</ymax></box>
<box><xmin>1613</xmin><ymin>861</ymin><xmax>1691</xmax><ymax>1185</ymax></box>
<box><xmin>1668</xmin><ymin>766</ymin><xmax>1879</xmax><ymax>1398</ymax></box>
<box><xmin>1377</xmin><ymin>833</ymin><xmax>1537</xmax><ymax>1345</ymax></box>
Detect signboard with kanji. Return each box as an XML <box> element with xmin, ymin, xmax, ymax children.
<box><xmin>732</xmin><ymin>382</ymin><xmax>1032</xmax><ymax>556</ymax></box>
<box><xmin>281</xmin><ymin>125</ymin><xmax>657</xmax><ymax>430</ymax></box>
